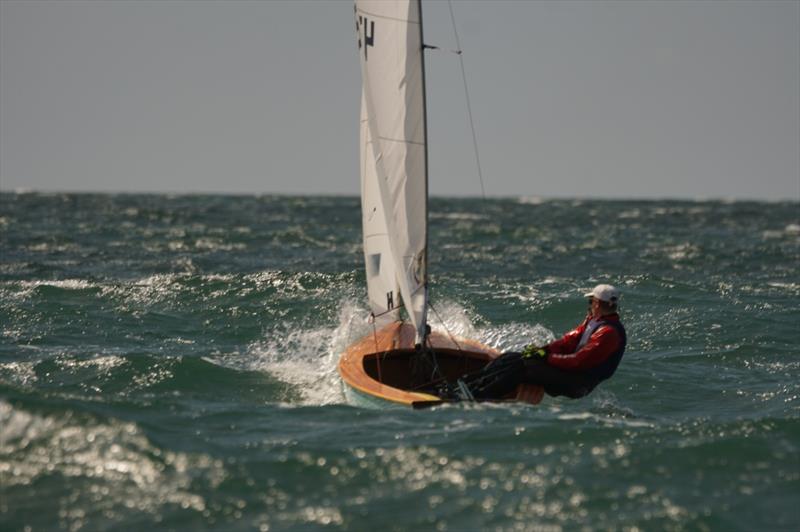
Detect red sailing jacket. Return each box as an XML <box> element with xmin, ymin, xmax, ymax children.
<box><xmin>546</xmin><ymin>313</ymin><xmax>626</xmax><ymax>376</ymax></box>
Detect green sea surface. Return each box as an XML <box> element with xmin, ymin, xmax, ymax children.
<box><xmin>1</xmin><ymin>193</ymin><xmax>798</xmax><ymax>530</ymax></box>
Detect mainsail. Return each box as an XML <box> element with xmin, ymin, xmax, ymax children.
<box><xmin>355</xmin><ymin>0</ymin><xmax>428</xmax><ymax>343</ymax></box>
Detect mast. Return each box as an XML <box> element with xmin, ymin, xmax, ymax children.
<box><xmin>417</xmin><ymin>0</ymin><xmax>430</xmax><ymax>346</ymax></box>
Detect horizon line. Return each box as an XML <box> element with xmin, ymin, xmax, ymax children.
<box><xmin>1</xmin><ymin>187</ymin><xmax>798</xmax><ymax>203</ymax></box>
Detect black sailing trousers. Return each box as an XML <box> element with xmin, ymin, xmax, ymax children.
<box><xmin>467</xmin><ymin>352</ymin><xmax>600</xmax><ymax>400</ymax></box>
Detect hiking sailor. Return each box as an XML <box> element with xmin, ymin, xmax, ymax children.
<box><xmin>447</xmin><ymin>284</ymin><xmax>627</xmax><ymax>401</ymax></box>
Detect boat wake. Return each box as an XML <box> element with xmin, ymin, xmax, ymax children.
<box><xmin>428</xmin><ymin>300</ymin><xmax>556</xmax><ymax>354</ymax></box>
<box><xmin>210</xmin><ymin>299</ymin><xmax>374</xmax><ymax>406</ymax></box>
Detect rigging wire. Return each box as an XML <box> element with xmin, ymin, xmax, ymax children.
<box><xmin>446</xmin><ymin>0</ymin><xmax>487</xmax><ymax>201</ymax></box>
<box><xmin>429</xmin><ymin>301</ymin><xmax>463</xmax><ymax>353</ymax></box>
<box><xmin>423</xmin><ymin>3</ymin><xmax>490</xmax><ymax>349</ymax></box>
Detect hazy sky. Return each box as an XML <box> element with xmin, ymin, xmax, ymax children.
<box><xmin>1</xmin><ymin>0</ymin><xmax>798</xmax><ymax>200</ymax></box>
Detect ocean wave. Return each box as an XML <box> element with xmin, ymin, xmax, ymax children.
<box><xmin>0</xmin><ymin>361</ymin><xmax>39</xmax><ymax>387</ymax></box>
<box><xmin>0</xmin><ymin>400</ymin><xmax>225</xmax><ymax>528</ymax></box>
<box><xmin>429</xmin><ymin>211</ymin><xmax>486</xmax><ymax>221</ymax></box>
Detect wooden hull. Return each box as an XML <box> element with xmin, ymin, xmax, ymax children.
<box><xmin>338</xmin><ymin>322</ymin><xmax>543</xmax><ymax>407</ymax></box>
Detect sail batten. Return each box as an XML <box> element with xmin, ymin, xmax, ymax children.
<box><xmin>356</xmin><ymin>0</ymin><xmax>428</xmax><ymax>343</ymax></box>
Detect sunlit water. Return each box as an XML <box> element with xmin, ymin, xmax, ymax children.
<box><xmin>1</xmin><ymin>193</ymin><xmax>798</xmax><ymax>530</ymax></box>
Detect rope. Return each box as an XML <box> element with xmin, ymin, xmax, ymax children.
<box><xmin>369</xmin><ymin>303</ymin><xmax>404</xmax><ymax>320</ymax></box>
<box><xmin>409</xmin><ymin>354</ymin><xmax>513</xmax><ymax>395</ymax></box>
<box><xmin>424</xmin><ymin>333</ymin><xmax>444</xmax><ymax>382</ymax></box>
<box><xmin>370</xmin><ymin>314</ymin><xmax>383</xmax><ymax>383</ymax></box>
<box><xmin>447</xmin><ymin>0</ymin><xmax>487</xmax><ymax>201</ymax></box>
<box><xmin>429</xmin><ymin>301</ymin><xmax>463</xmax><ymax>352</ymax></box>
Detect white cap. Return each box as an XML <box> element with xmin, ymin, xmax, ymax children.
<box><xmin>584</xmin><ymin>284</ymin><xmax>620</xmax><ymax>304</ymax></box>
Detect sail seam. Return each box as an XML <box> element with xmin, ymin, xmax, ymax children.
<box><xmin>376</xmin><ymin>136</ymin><xmax>424</xmax><ymax>146</ymax></box>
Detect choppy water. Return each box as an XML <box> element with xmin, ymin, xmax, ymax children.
<box><xmin>1</xmin><ymin>192</ymin><xmax>798</xmax><ymax>531</ymax></box>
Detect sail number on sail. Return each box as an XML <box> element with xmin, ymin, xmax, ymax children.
<box><xmin>355</xmin><ymin>9</ymin><xmax>375</xmax><ymax>60</ymax></box>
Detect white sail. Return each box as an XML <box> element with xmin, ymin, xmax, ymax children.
<box><xmin>355</xmin><ymin>0</ymin><xmax>428</xmax><ymax>343</ymax></box>
<box><xmin>360</xmin><ymin>95</ymin><xmax>401</xmax><ymax>326</ymax></box>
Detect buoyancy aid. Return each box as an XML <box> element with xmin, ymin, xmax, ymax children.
<box><xmin>577</xmin><ymin>318</ymin><xmax>604</xmax><ymax>350</ymax></box>
<box><xmin>585</xmin><ymin>318</ymin><xmax>627</xmax><ymax>381</ymax></box>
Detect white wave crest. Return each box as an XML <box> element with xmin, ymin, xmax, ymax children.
<box><xmin>429</xmin><ymin>300</ymin><xmax>555</xmax><ymax>353</ymax></box>
<box><xmin>212</xmin><ymin>299</ymin><xmax>372</xmax><ymax>406</ymax></box>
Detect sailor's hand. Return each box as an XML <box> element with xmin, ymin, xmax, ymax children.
<box><xmin>521</xmin><ymin>344</ymin><xmax>547</xmax><ymax>359</ymax></box>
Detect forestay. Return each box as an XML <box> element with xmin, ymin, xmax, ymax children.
<box><xmin>355</xmin><ymin>0</ymin><xmax>429</xmax><ymax>343</ymax></box>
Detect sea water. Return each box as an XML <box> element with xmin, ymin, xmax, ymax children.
<box><xmin>1</xmin><ymin>193</ymin><xmax>798</xmax><ymax>530</ymax></box>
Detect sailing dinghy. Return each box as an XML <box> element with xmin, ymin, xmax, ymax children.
<box><xmin>338</xmin><ymin>0</ymin><xmax>543</xmax><ymax>408</ymax></box>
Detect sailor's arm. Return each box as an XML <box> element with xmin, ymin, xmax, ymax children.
<box><xmin>547</xmin><ymin>325</ymin><xmax>621</xmax><ymax>371</ymax></box>
<box><xmin>545</xmin><ymin>317</ymin><xmax>590</xmax><ymax>355</ymax></box>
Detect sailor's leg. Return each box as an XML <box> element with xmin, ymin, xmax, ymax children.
<box><xmin>521</xmin><ymin>358</ymin><xmax>597</xmax><ymax>398</ymax></box>
<box><xmin>467</xmin><ymin>352</ymin><xmax>526</xmax><ymax>399</ymax></box>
